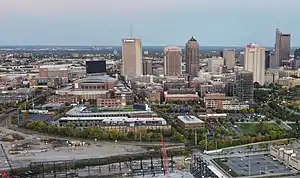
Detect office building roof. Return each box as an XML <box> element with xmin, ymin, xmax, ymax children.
<box><xmin>177</xmin><ymin>115</ymin><xmax>204</xmax><ymax>124</ymax></box>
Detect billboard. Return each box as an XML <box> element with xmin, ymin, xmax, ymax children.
<box><xmin>86</xmin><ymin>60</ymin><xmax>106</xmax><ymax>74</ymax></box>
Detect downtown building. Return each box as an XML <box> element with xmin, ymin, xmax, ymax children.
<box><xmin>222</xmin><ymin>49</ymin><xmax>236</xmax><ymax>69</ymax></box>
<box><xmin>275</xmin><ymin>29</ymin><xmax>291</xmax><ymax>67</ymax></box>
<box><xmin>122</xmin><ymin>38</ymin><xmax>143</xmax><ymax>78</ymax></box>
<box><xmin>164</xmin><ymin>46</ymin><xmax>182</xmax><ymax>76</ymax></box>
<box><xmin>236</xmin><ymin>70</ymin><xmax>254</xmax><ymax>102</ymax></box>
<box><xmin>185</xmin><ymin>37</ymin><xmax>200</xmax><ymax>78</ymax></box>
<box><xmin>244</xmin><ymin>43</ymin><xmax>266</xmax><ymax>85</ymax></box>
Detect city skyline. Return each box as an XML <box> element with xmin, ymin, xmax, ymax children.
<box><xmin>0</xmin><ymin>0</ymin><xmax>299</xmax><ymax>46</ymax></box>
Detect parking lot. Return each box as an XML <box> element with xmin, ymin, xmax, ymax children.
<box><xmin>217</xmin><ymin>154</ymin><xmax>294</xmax><ymax>176</ymax></box>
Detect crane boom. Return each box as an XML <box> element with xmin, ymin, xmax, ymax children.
<box><xmin>161</xmin><ymin>133</ymin><xmax>170</xmax><ymax>178</ymax></box>
<box><xmin>1</xmin><ymin>144</ymin><xmax>13</xmax><ymax>173</ymax></box>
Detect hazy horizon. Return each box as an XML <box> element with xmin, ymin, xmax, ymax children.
<box><xmin>0</xmin><ymin>0</ymin><xmax>299</xmax><ymax>46</ymax></box>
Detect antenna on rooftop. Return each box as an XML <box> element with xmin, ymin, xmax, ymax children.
<box><xmin>130</xmin><ymin>24</ymin><xmax>133</xmax><ymax>38</ymax></box>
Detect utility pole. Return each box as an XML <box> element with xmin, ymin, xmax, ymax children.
<box><xmin>248</xmin><ymin>159</ymin><xmax>251</xmax><ymax>176</ymax></box>
<box><xmin>205</xmin><ymin>132</ymin><xmax>208</xmax><ymax>151</ymax></box>
<box><xmin>139</xmin><ymin>132</ymin><xmax>142</xmax><ymax>147</ymax></box>
<box><xmin>194</xmin><ymin>131</ymin><xmax>197</xmax><ymax>146</ymax></box>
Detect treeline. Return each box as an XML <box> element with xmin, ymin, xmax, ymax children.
<box><xmin>198</xmin><ymin>133</ymin><xmax>291</xmax><ymax>151</ymax></box>
<box><xmin>21</xmin><ymin>120</ymin><xmax>185</xmax><ymax>143</ymax></box>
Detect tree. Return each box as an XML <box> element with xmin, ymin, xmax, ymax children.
<box><xmin>241</xmin><ymin>108</ymin><xmax>247</xmax><ymax>113</ymax></box>
<box><xmin>127</xmin><ymin>131</ymin><xmax>135</xmax><ymax>140</ymax></box>
<box><xmin>109</xmin><ymin>129</ymin><xmax>121</xmax><ymax>140</ymax></box>
<box><xmin>276</xmin><ymin>120</ymin><xmax>281</xmax><ymax>125</ymax></box>
<box><xmin>249</xmin><ymin>108</ymin><xmax>255</xmax><ymax>114</ymax></box>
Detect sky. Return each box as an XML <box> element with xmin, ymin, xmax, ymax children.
<box><xmin>0</xmin><ymin>0</ymin><xmax>299</xmax><ymax>46</ymax></box>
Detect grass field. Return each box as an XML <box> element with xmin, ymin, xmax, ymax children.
<box><xmin>237</xmin><ymin>123</ymin><xmax>282</xmax><ymax>134</ymax></box>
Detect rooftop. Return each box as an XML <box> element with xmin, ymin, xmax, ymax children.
<box><xmin>177</xmin><ymin>115</ymin><xmax>204</xmax><ymax>124</ymax></box>
<box><xmin>77</xmin><ymin>75</ymin><xmax>117</xmax><ymax>83</ymax></box>
<box><xmin>59</xmin><ymin>117</ymin><xmax>167</xmax><ymax>124</ymax></box>
<box><xmin>66</xmin><ymin>105</ymin><xmax>153</xmax><ymax>116</ymax></box>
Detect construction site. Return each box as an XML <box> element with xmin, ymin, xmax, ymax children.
<box><xmin>0</xmin><ymin>126</ymin><xmax>191</xmax><ymax>178</ymax></box>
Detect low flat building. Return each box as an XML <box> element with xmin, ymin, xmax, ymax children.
<box><xmin>270</xmin><ymin>145</ymin><xmax>300</xmax><ymax>171</ymax></box>
<box><xmin>177</xmin><ymin>115</ymin><xmax>205</xmax><ymax>129</ymax></box>
<box><xmin>97</xmin><ymin>98</ymin><xmax>125</xmax><ymax>108</ymax></box>
<box><xmin>277</xmin><ymin>77</ymin><xmax>300</xmax><ymax>89</ymax></box>
<box><xmin>58</xmin><ymin>117</ymin><xmax>169</xmax><ymax>134</ymax></box>
<box><xmin>198</xmin><ymin>113</ymin><xmax>227</xmax><ymax>120</ymax></box>
<box><xmin>73</xmin><ymin>75</ymin><xmax>117</xmax><ymax>90</ymax></box>
<box><xmin>47</xmin><ymin>95</ymin><xmax>78</xmax><ymax>103</ymax></box>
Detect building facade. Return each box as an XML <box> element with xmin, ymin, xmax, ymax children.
<box><xmin>164</xmin><ymin>46</ymin><xmax>182</xmax><ymax>76</ymax></box>
<box><xmin>185</xmin><ymin>37</ymin><xmax>200</xmax><ymax>77</ymax></box>
<box><xmin>207</xmin><ymin>57</ymin><xmax>224</xmax><ymax>73</ymax></box>
<box><xmin>122</xmin><ymin>38</ymin><xmax>143</xmax><ymax>78</ymax></box>
<box><xmin>236</xmin><ymin>71</ymin><xmax>254</xmax><ymax>102</ymax></box>
<box><xmin>223</xmin><ymin>49</ymin><xmax>236</xmax><ymax>69</ymax></box>
<box><xmin>142</xmin><ymin>58</ymin><xmax>153</xmax><ymax>75</ymax></box>
<box><xmin>275</xmin><ymin>29</ymin><xmax>291</xmax><ymax>67</ymax></box>
<box><xmin>244</xmin><ymin>43</ymin><xmax>266</xmax><ymax>85</ymax></box>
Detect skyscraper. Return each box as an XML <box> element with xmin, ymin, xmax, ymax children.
<box><xmin>265</xmin><ymin>50</ymin><xmax>271</xmax><ymax>69</ymax></box>
<box><xmin>164</xmin><ymin>46</ymin><xmax>182</xmax><ymax>76</ymax></box>
<box><xmin>294</xmin><ymin>48</ymin><xmax>300</xmax><ymax>69</ymax></box>
<box><xmin>223</xmin><ymin>49</ymin><xmax>236</xmax><ymax>69</ymax></box>
<box><xmin>122</xmin><ymin>38</ymin><xmax>142</xmax><ymax>78</ymax></box>
<box><xmin>207</xmin><ymin>57</ymin><xmax>224</xmax><ymax>73</ymax></box>
<box><xmin>185</xmin><ymin>37</ymin><xmax>200</xmax><ymax>77</ymax></box>
<box><xmin>236</xmin><ymin>71</ymin><xmax>254</xmax><ymax>102</ymax></box>
<box><xmin>143</xmin><ymin>58</ymin><xmax>153</xmax><ymax>75</ymax></box>
<box><xmin>244</xmin><ymin>43</ymin><xmax>266</xmax><ymax>85</ymax></box>
<box><xmin>275</xmin><ymin>29</ymin><xmax>291</xmax><ymax>67</ymax></box>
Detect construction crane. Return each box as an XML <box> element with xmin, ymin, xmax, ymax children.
<box><xmin>161</xmin><ymin>133</ymin><xmax>170</xmax><ymax>178</ymax></box>
<box><xmin>0</xmin><ymin>144</ymin><xmax>13</xmax><ymax>178</ymax></box>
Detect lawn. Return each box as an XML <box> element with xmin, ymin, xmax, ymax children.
<box><xmin>237</xmin><ymin>123</ymin><xmax>282</xmax><ymax>134</ymax></box>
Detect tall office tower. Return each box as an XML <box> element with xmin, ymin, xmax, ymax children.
<box><xmin>275</xmin><ymin>29</ymin><xmax>291</xmax><ymax>67</ymax></box>
<box><xmin>223</xmin><ymin>49</ymin><xmax>236</xmax><ymax>69</ymax></box>
<box><xmin>225</xmin><ymin>80</ymin><xmax>236</xmax><ymax>97</ymax></box>
<box><xmin>295</xmin><ymin>48</ymin><xmax>300</xmax><ymax>60</ymax></box>
<box><xmin>236</xmin><ymin>71</ymin><xmax>254</xmax><ymax>102</ymax></box>
<box><xmin>142</xmin><ymin>58</ymin><xmax>153</xmax><ymax>75</ymax></box>
<box><xmin>185</xmin><ymin>37</ymin><xmax>200</xmax><ymax>77</ymax></box>
<box><xmin>164</xmin><ymin>46</ymin><xmax>182</xmax><ymax>76</ymax></box>
<box><xmin>122</xmin><ymin>38</ymin><xmax>142</xmax><ymax>78</ymax></box>
<box><xmin>238</xmin><ymin>52</ymin><xmax>245</xmax><ymax>66</ymax></box>
<box><xmin>207</xmin><ymin>57</ymin><xmax>224</xmax><ymax>73</ymax></box>
<box><xmin>294</xmin><ymin>48</ymin><xmax>300</xmax><ymax>69</ymax></box>
<box><xmin>244</xmin><ymin>43</ymin><xmax>266</xmax><ymax>85</ymax></box>
<box><xmin>265</xmin><ymin>50</ymin><xmax>271</xmax><ymax>69</ymax></box>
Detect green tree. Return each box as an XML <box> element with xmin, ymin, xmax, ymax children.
<box><xmin>249</xmin><ymin>108</ymin><xmax>255</xmax><ymax>114</ymax></box>
<box><xmin>241</xmin><ymin>108</ymin><xmax>247</xmax><ymax>113</ymax></box>
<box><xmin>109</xmin><ymin>129</ymin><xmax>121</xmax><ymax>140</ymax></box>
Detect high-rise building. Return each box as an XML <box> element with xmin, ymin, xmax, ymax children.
<box><xmin>275</xmin><ymin>29</ymin><xmax>291</xmax><ymax>67</ymax></box>
<box><xmin>236</xmin><ymin>71</ymin><xmax>254</xmax><ymax>102</ymax></box>
<box><xmin>164</xmin><ymin>46</ymin><xmax>182</xmax><ymax>76</ymax></box>
<box><xmin>185</xmin><ymin>37</ymin><xmax>200</xmax><ymax>77</ymax></box>
<box><xmin>295</xmin><ymin>48</ymin><xmax>300</xmax><ymax>60</ymax></box>
<box><xmin>122</xmin><ymin>38</ymin><xmax>142</xmax><ymax>78</ymax></box>
<box><xmin>265</xmin><ymin>50</ymin><xmax>271</xmax><ymax>69</ymax></box>
<box><xmin>294</xmin><ymin>48</ymin><xmax>300</xmax><ymax>69</ymax></box>
<box><xmin>143</xmin><ymin>58</ymin><xmax>153</xmax><ymax>75</ymax></box>
<box><xmin>244</xmin><ymin>43</ymin><xmax>265</xmax><ymax>85</ymax></box>
<box><xmin>207</xmin><ymin>57</ymin><xmax>224</xmax><ymax>73</ymax></box>
<box><xmin>223</xmin><ymin>49</ymin><xmax>236</xmax><ymax>69</ymax></box>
